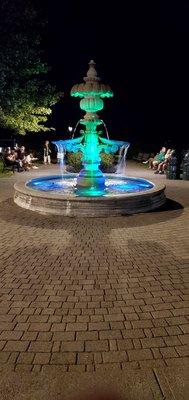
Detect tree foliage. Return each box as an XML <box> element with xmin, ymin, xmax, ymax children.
<box><xmin>0</xmin><ymin>0</ymin><xmax>61</xmax><ymax>134</ymax></box>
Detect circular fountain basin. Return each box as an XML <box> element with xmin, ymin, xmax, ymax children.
<box><xmin>14</xmin><ymin>174</ymin><xmax>166</xmax><ymax>217</ymax></box>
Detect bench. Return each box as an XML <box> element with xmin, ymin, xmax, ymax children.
<box><xmin>0</xmin><ymin>154</ymin><xmax>16</xmax><ymax>173</ymax></box>
<box><xmin>133</xmin><ymin>152</ymin><xmax>150</xmax><ymax>162</ymax></box>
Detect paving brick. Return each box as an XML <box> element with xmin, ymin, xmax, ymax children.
<box><xmin>151</xmin><ymin>327</ymin><xmax>168</xmax><ymax>337</ymax></box>
<box><xmin>33</xmin><ymin>353</ymin><xmax>51</xmax><ymax>364</ymax></box>
<box><xmin>28</xmin><ymin>341</ymin><xmax>52</xmax><ymax>352</ymax></box>
<box><xmin>110</xmin><ymin>322</ymin><xmax>125</xmax><ymax>330</ymax></box>
<box><xmin>152</xmin><ymin>318</ymin><xmax>168</xmax><ymax>327</ymax></box>
<box><xmin>0</xmin><ymin>323</ymin><xmax>15</xmax><ymax>331</ymax></box>
<box><xmin>102</xmin><ymin>351</ymin><xmax>128</xmax><ymax>363</ymax></box>
<box><xmin>141</xmin><ymin>337</ymin><xmax>166</xmax><ymax>348</ymax></box>
<box><xmin>3</xmin><ymin>341</ymin><xmax>29</xmax><ymax>352</ymax></box>
<box><xmin>0</xmin><ymin>331</ymin><xmax>23</xmax><ymax>340</ymax></box>
<box><xmin>95</xmin><ymin>363</ymin><xmax>121</xmax><ymax>371</ymax></box>
<box><xmin>0</xmin><ymin>341</ymin><xmax>6</xmax><ymax>351</ymax></box>
<box><xmin>175</xmin><ymin>345</ymin><xmax>189</xmax><ymax>357</ymax></box>
<box><xmin>104</xmin><ymin>314</ymin><xmax>125</xmax><ymax>322</ymax></box>
<box><xmin>53</xmin><ymin>332</ymin><xmax>75</xmax><ymax>341</ymax></box>
<box><xmin>68</xmin><ymin>364</ymin><xmax>85</xmax><ymax>372</ymax></box>
<box><xmin>52</xmin><ymin>341</ymin><xmax>60</xmax><ymax>352</ymax></box>
<box><xmin>179</xmin><ymin>324</ymin><xmax>189</xmax><ymax>334</ymax></box>
<box><xmin>122</xmin><ymin>329</ymin><xmax>145</xmax><ymax>339</ymax></box>
<box><xmin>50</xmin><ymin>352</ymin><xmax>76</xmax><ymax>364</ymax></box>
<box><xmin>160</xmin><ymin>346</ymin><xmax>179</xmax><ymax>358</ymax></box>
<box><xmin>21</xmin><ymin>332</ymin><xmax>38</xmax><ymax>341</ymax></box>
<box><xmin>164</xmin><ymin>357</ymin><xmax>189</xmax><ymax>367</ymax></box>
<box><xmin>15</xmin><ymin>364</ymin><xmax>33</xmax><ymax>372</ymax></box>
<box><xmin>66</xmin><ymin>322</ymin><xmax>87</xmax><ymax>331</ymax></box>
<box><xmin>127</xmin><ymin>348</ymin><xmax>153</xmax><ymax>361</ymax></box>
<box><xmin>61</xmin><ymin>341</ymin><xmax>84</xmax><ymax>352</ymax></box>
<box><xmin>139</xmin><ymin>359</ymin><xmax>167</xmax><ymax>369</ymax></box>
<box><xmin>165</xmin><ymin>326</ymin><xmax>183</xmax><ymax>335</ymax></box>
<box><xmin>99</xmin><ymin>330</ymin><xmax>122</xmax><ymax>340</ymax></box>
<box><xmin>76</xmin><ymin>331</ymin><xmax>98</xmax><ymax>341</ymax></box>
<box><xmin>94</xmin><ymin>352</ymin><xmax>103</xmax><ymax>364</ymax></box>
<box><xmin>77</xmin><ymin>352</ymin><xmax>93</xmax><ymax>364</ymax></box>
<box><xmin>28</xmin><ymin>315</ymin><xmax>49</xmax><ymax>323</ymax></box>
<box><xmin>0</xmin><ymin>352</ymin><xmax>10</xmax><ymax>364</ymax></box>
<box><xmin>117</xmin><ymin>339</ymin><xmax>133</xmax><ymax>350</ymax></box>
<box><xmin>151</xmin><ymin>310</ymin><xmax>173</xmax><ymax>319</ymax></box>
<box><xmin>164</xmin><ymin>336</ymin><xmax>181</xmax><ymax>346</ymax></box>
<box><xmin>42</xmin><ymin>365</ymin><xmax>67</xmax><ymax>373</ymax></box>
<box><xmin>166</xmin><ymin>316</ymin><xmax>188</xmax><ymax>325</ymax></box>
<box><xmin>17</xmin><ymin>352</ymin><xmax>35</xmax><ymax>364</ymax></box>
<box><xmin>89</xmin><ymin>322</ymin><xmax>110</xmax><ymax>331</ymax></box>
<box><xmin>37</xmin><ymin>332</ymin><xmax>53</xmax><ymax>341</ymax></box>
<box><xmin>29</xmin><ymin>323</ymin><xmax>51</xmax><ymax>332</ymax></box>
<box><xmin>131</xmin><ymin>320</ymin><xmax>153</xmax><ymax>329</ymax></box>
<box><xmin>85</xmin><ymin>340</ymin><xmax>109</xmax><ymax>352</ymax></box>
<box><xmin>178</xmin><ymin>334</ymin><xmax>189</xmax><ymax>344</ymax></box>
<box><xmin>151</xmin><ymin>348</ymin><xmax>162</xmax><ymax>359</ymax></box>
<box><xmin>133</xmin><ymin>338</ymin><xmax>142</xmax><ymax>349</ymax></box>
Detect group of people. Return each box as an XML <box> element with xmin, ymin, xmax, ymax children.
<box><xmin>143</xmin><ymin>147</ymin><xmax>175</xmax><ymax>174</ymax></box>
<box><xmin>3</xmin><ymin>145</ymin><xmax>38</xmax><ymax>172</ymax></box>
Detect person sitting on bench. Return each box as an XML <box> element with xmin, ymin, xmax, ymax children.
<box><xmin>4</xmin><ymin>148</ymin><xmax>21</xmax><ymax>172</ymax></box>
<box><xmin>143</xmin><ymin>147</ymin><xmax>166</xmax><ymax>169</ymax></box>
<box><xmin>154</xmin><ymin>149</ymin><xmax>175</xmax><ymax>174</ymax></box>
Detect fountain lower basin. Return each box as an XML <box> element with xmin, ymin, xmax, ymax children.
<box><xmin>14</xmin><ymin>174</ymin><xmax>166</xmax><ymax>217</ymax></box>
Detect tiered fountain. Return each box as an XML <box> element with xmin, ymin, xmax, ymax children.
<box><xmin>14</xmin><ymin>61</ymin><xmax>166</xmax><ymax>216</ymax></box>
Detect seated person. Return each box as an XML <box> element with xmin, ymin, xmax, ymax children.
<box><xmin>14</xmin><ymin>145</ymin><xmax>26</xmax><ymax>168</ymax></box>
<box><xmin>143</xmin><ymin>147</ymin><xmax>166</xmax><ymax>169</ymax></box>
<box><xmin>23</xmin><ymin>153</ymin><xmax>38</xmax><ymax>170</ymax></box>
<box><xmin>155</xmin><ymin>149</ymin><xmax>175</xmax><ymax>174</ymax></box>
<box><xmin>4</xmin><ymin>149</ymin><xmax>21</xmax><ymax>172</ymax></box>
<box><xmin>19</xmin><ymin>146</ymin><xmax>26</xmax><ymax>160</ymax></box>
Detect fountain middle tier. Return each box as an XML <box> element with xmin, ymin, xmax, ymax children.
<box><xmin>53</xmin><ymin>128</ymin><xmax>130</xmax><ymax>196</ymax></box>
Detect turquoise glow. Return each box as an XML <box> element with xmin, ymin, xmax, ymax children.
<box><xmin>53</xmin><ymin>60</ymin><xmax>130</xmax><ymax>196</ymax></box>
<box><xmin>27</xmin><ymin>175</ymin><xmax>154</xmax><ymax>197</ymax></box>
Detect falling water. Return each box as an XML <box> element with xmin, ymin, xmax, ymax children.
<box><xmin>72</xmin><ymin>120</ymin><xmax>82</xmax><ymax>139</ymax></box>
<box><xmin>115</xmin><ymin>144</ymin><xmax>129</xmax><ymax>174</ymax></box>
<box><xmin>100</xmin><ymin>120</ymin><xmax>110</xmax><ymax>140</ymax></box>
<box><xmin>56</xmin><ymin>143</ymin><xmax>66</xmax><ymax>177</ymax></box>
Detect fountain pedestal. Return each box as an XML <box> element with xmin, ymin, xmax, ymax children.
<box><xmin>14</xmin><ymin>60</ymin><xmax>166</xmax><ymax>217</ymax></box>
<box><xmin>76</xmin><ymin>168</ymin><xmax>105</xmax><ymax>196</ymax></box>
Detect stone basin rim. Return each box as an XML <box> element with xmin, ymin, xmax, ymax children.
<box><xmin>14</xmin><ymin>174</ymin><xmax>166</xmax><ymax>202</ymax></box>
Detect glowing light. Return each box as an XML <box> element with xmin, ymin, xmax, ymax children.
<box><xmin>53</xmin><ymin>60</ymin><xmax>130</xmax><ymax>196</ymax></box>
<box><xmin>27</xmin><ymin>175</ymin><xmax>154</xmax><ymax>197</ymax></box>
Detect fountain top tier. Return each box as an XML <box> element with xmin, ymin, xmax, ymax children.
<box><xmin>53</xmin><ymin>60</ymin><xmax>129</xmax><ymax>196</ymax></box>
<box><xmin>70</xmin><ymin>60</ymin><xmax>114</xmax><ymax>124</ymax></box>
<box><xmin>71</xmin><ymin>59</ymin><xmax>113</xmax><ymax>100</ymax></box>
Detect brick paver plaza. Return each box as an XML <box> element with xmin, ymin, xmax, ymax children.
<box><xmin>0</xmin><ymin>162</ymin><xmax>188</xmax><ymax>397</ymax></box>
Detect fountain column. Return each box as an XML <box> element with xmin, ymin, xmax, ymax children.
<box><xmin>71</xmin><ymin>60</ymin><xmax>113</xmax><ymax>194</ymax></box>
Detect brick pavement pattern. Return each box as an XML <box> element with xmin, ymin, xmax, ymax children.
<box><xmin>0</xmin><ymin>164</ymin><xmax>189</xmax><ymax>372</ymax></box>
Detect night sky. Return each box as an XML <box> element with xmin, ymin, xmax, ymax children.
<box><xmin>9</xmin><ymin>1</ymin><xmax>189</xmax><ymax>151</ymax></box>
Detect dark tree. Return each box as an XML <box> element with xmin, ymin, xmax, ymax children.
<box><xmin>0</xmin><ymin>0</ymin><xmax>61</xmax><ymax>135</ymax></box>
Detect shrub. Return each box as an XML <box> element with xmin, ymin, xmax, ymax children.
<box><xmin>100</xmin><ymin>153</ymin><xmax>115</xmax><ymax>170</ymax></box>
<box><xmin>66</xmin><ymin>151</ymin><xmax>116</xmax><ymax>172</ymax></box>
<box><xmin>66</xmin><ymin>152</ymin><xmax>82</xmax><ymax>171</ymax></box>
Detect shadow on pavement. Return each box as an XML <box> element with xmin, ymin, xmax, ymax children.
<box><xmin>0</xmin><ymin>196</ymin><xmax>184</xmax><ymax>231</ymax></box>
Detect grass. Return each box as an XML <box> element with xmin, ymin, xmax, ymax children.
<box><xmin>0</xmin><ymin>160</ymin><xmax>13</xmax><ymax>178</ymax></box>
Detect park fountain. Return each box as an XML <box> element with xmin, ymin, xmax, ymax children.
<box><xmin>14</xmin><ymin>60</ymin><xmax>166</xmax><ymax>216</ymax></box>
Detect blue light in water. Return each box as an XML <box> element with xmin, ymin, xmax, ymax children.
<box><xmin>27</xmin><ymin>175</ymin><xmax>154</xmax><ymax>197</ymax></box>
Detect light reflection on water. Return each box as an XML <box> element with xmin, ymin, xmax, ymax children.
<box><xmin>26</xmin><ymin>175</ymin><xmax>154</xmax><ymax>197</ymax></box>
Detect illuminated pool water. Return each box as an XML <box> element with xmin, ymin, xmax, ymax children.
<box><xmin>26</xmin><ymin>174</ymin><xmax>154</xmax><ymax>197</ymax></box>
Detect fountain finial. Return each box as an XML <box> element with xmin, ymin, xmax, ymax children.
<box><xmin>85</xmin><ymin>59</ymin><xmax>100</xmax><ymax>82</ymax></box>
<box><xmin>71</xmin><ymin>60</ymin><xmax>113</xmax><ymax>98</ymax></box>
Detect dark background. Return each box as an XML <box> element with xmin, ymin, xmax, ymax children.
<box><xmin>2</xmin><ymin>0</ymin><xmax>189</xmax><ymax>154</ymax></box>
